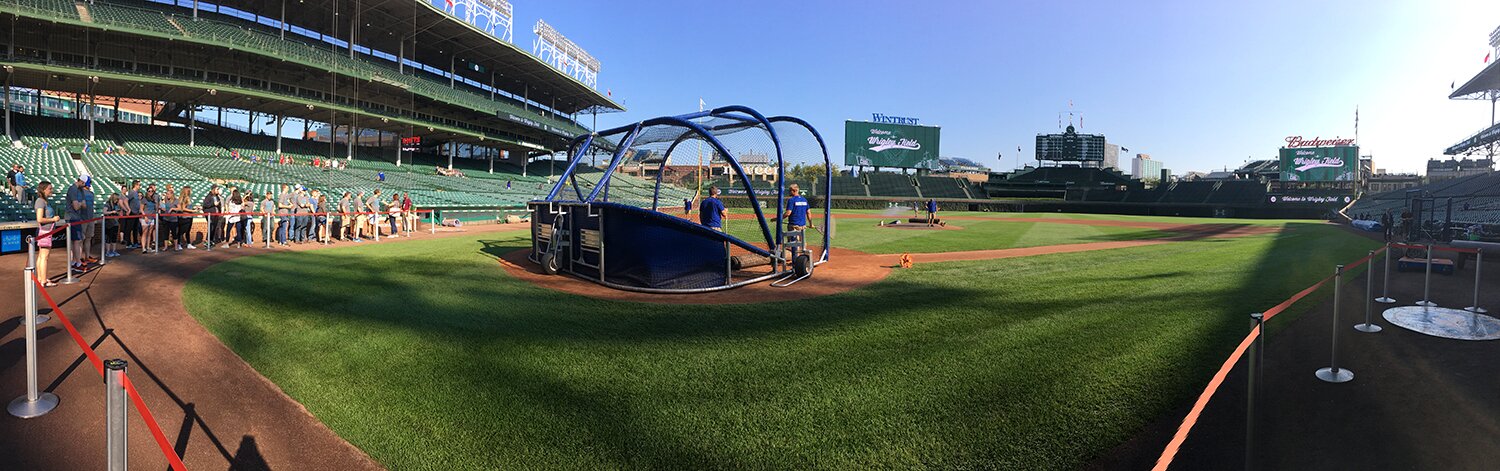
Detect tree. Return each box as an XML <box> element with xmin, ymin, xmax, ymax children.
<box><xmin>789</xmin><ymin>162</ymin><xmax>839</xmax><ymax>183</ymax></box>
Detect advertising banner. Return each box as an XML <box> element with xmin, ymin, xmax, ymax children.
<box><xmin>1279</xmin><ymin>145</ymin><xmax>1358</xmax><ymax>181</ymax></box>
<box><xmin>845</xmin><ymin>120</ymin><xmax>942</xmax><ymax>170</ymax></box>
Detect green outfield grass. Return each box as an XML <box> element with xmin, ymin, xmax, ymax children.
<box><xmin>723</xmin><ymin>217</ymin><xmax>1172</xmax><ymax>254</ymax></box>
<box><xmin>832</xmin><ymin>209</ymin><xmax>1306</xmax><ymax>226</ymax></box>
<box><xmin>182</xmin><ymin>220</ymin><xmax>1377</xmax><ymax>469</ymax></box>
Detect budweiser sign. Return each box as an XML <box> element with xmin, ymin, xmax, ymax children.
<box><xmin>1285</xmin><ymin>135</ymin><xmax>1355</xmax><ymax>148</ymax></box>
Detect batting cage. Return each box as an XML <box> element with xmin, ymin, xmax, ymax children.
<box><xmin>529</xmin><ymin>106</ymin><xmax>833</xmax><ymax>292</ymax></box>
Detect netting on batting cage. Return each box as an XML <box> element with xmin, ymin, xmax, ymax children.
<box><xmin>530</xmin><ymin>106</ymin><xmax>832</xmax><ymax>293</ymax></box>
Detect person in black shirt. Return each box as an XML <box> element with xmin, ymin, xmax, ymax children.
<box><xmin>1381</xmin><ymin>210</ymin><xmax>1394</xmax><ymax>242</ymax></box>
<box><xmin>202</xmin><ymin>185</ymin><xmax>224</xmax><ymax>247</ymax></box>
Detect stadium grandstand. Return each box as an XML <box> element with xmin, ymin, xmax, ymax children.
<box><xmin>1341</xmin><ymin>29</ymin><xmax>1500</xmax><ymax>233</ymax></box>
<box><xmin>0</xmin><ymin>0</ymin><xmax>642</xmax><ymax>226</ymax></box>
<box><xmin>1346</xmin><ymin>171</ymin><xmax>1500</xmax><ymax>225</ymax></box>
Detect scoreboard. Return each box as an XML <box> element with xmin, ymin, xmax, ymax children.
<box><xmin>1036</xmin><ymin>125</ymin><xmax>1105</xmax><ymax>162</ymax></box>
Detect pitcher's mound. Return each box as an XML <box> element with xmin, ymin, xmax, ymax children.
<box><xmin>878</xmin><ymin>221</ymin><xmax>963</xmax><ymax>230</ymax></box>
<box><xmin>496</xmin><ymin>248</ymin><xmax>891</xmax><ymax>304</ymax></box>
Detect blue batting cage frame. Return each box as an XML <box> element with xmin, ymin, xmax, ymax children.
<box><xmin>528</xmin><ymin>106</ymin><xmax>832</xmax><ymax>293</ymax></box>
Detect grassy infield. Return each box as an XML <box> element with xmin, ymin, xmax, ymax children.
<box><xmin>182</xmin><ymin>212</ymin><xmax>1377</xmax><ymax>469</ymax></box>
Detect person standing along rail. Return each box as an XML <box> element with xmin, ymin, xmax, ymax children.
<box><xmin>33</xmin><ymin>181</ymin><xmax>60</xmax><ymax>286</ymax></box>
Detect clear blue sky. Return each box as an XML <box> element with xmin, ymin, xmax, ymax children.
<box><xmin>517</xmin><ymin>0</ymin><xmax>1498</xmax><ymax>175</ymax></box>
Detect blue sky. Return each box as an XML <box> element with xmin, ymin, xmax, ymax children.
<box><xmin>519</xmin><ymin>0</ymin><xmax>1496</xmax><ymax>175</ymax></box>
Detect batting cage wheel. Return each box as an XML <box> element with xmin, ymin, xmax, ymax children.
<box><xmin>529</xmin><ymin>105</ymin><xmax>833</xmax><ymax>293</ymax></box>
<box><xmin>540</xmin><ymin>253</ymin><xmax>560</xmax><ymax>276</ymax></box>
<box><xmin>793</xmin><ymin>254</ymin><xmax>813</xmax><ymax>278</ymax></box>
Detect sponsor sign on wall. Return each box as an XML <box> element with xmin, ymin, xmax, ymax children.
<box><xmin>845</xmin><ymin>120</ymin><xmax>942</xmax><ymax>169</ymax></box>
<box><xmin>1278</xmin><ymin>144</ymin><xmax>1358</xmax><ymax>182</ymax></box>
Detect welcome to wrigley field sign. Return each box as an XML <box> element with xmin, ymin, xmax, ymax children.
<box><xmin>845</xmin><ymin>118</ymin><xmax>943</xmax><ymax>170</ymax></box>
<box><xmin>1278</xmin><ymin>135</ymin><xmax>1358</xmax><ymax>182</ymax></box>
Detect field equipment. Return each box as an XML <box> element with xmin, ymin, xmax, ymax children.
<box><xmin>529</xmin><ymin>106</ymin><xmax>832</xmax><ymax>292</ymax></box>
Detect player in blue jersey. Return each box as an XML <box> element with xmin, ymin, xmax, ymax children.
<box><xmin>699</xmin><ymin>187</ymin><xmax>727</xmax><ymax>232</ymax></box>
<box><xmin>783</xmin><ymin>184</ymin><xmax>809</xmax><ymax>231</ymax></box>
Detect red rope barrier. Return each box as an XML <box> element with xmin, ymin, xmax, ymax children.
<box><xmin>1152</xmin><ymin>329</ymin><xmax>1260</xmax><ymax>471</ymax></box>
<box><xmin>30</xmin><ymin>276</ymin><xmax>188</xmax><ymax>471</ymax></box>
<box><xmin>32</xmin><ymin>276</ymin><xmax>104</xmax><ymax>376</ymax></box>
<box><xmin>1152</xmin><ymin>245</ymin><xmax>1384</xmax><ymax>469</ymax></box>
<box><xmin>123</xmin><ymin>375</ymin><xmax>189</xmax><ymax>471</ymax></box>
<box><xmin>32</xmin><ymin>209</ymin><xmax>437</xmax><ymax>240</ymax></box>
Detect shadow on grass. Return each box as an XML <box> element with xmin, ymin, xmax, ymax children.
<box><xmin>177</xmin><ymin>222</ymin><xmax>1375</xmax><ymax>469</ymax></box>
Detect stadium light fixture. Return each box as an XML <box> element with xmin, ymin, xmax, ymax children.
<box><xmin>532</xmin><ymin>19</ymin><xmax>600</xmax><ymax>89</ymax></box>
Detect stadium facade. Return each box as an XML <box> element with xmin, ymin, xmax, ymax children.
<box><xmin>1</xmin><ymin>0</ymin><xmax>622</xmax><ymax>158</ymax></box>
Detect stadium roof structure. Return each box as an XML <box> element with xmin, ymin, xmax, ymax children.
<box><xmin>209</xmin><ymin>0</ymin><xmax>622</xmax><ymax>115</ymax></box>
<box><xmin>0</xmin><ymin>0</ymin><xmax>626</xmax><ymax>154</ymax></box>
<box><xmin>1449</xmin><ymin>60</ymin><xmax>1500</xmax><ymax>100</ymax></box>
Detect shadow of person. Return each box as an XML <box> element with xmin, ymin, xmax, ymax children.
<box><xmin>230</xmin><ymin>436</ymin><xmax>272</xmax><ymax>471</ymax></box>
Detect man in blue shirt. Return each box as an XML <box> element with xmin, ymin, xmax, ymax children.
<box><xmin>698</xmin><ymin>187</ymin><xmax>726</xmax><ymax>232</ymax></box>
<box><xmin>11</xmin><ymin>165</ymin><xmax>24</xmax><ymax>202</ymax></box>
<box><xmin>925</xmin><ymin>198</ymin><xmax>939</xmax><ymax>226</ymax></box>
<box><xmin>783</xmin><ymin>184</ymin><xmax>809</xmax><ymax>231</ymax></box>
<box><xmin>65</xmin><ymin>176</ymin><xmax>96</xmax><ymax>268</ymax></box>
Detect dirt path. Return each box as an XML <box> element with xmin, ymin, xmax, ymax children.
<box><xmin>499</xmin><ymin>219</ymin><xmax>1282</xmax><ymax>304</ymax></box>
<box><xmin>0</xmin><ymin>225</ymin><xmax>524</xmax><ymax>471</ymax></box>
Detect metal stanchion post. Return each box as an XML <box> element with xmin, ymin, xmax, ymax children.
<box><xmin>1245</xmin><ymin>312</ymin><xmax>1264</xmax><ymax>471</ymax></box>
<box><xmin>27</xmin><ymin>239</ymin><xmax>50</xmax><ymax>324</ymax></box>
<box><xmin>104</xmin><ymin>359</ymin><xmax>128</xmax><ymax>471</ymax></box>
<box><xmin>206</xmin><ymin>213</ymin><xmax>213</xmax><ymax>252</ymax></box>
<box><xmin>1467</xmin><ymin>249</ymin><xmax>1487</xmax><ymax>313</ymax></box>
<box><xmin>1375</xmin><ymin>243</ymin><xmax>1395</xmax><ymax>304</ymax></box>
<box><xmin>62</xmin><ymin>220</ymin><xmax>77</xmax><ymax>285</ymax></box>
<box><xmin>8</xmin><ymin>264</ymin><xmax>59</xmax><ymax>418</ymax></box>
<box><xmin>1416</xmin><ymin>244</ymin><xmax>1437</xmax><ymax>307</ymax></box>
<box><xmin>1316</xmin><ymin>265</ymin><xmax>1354</xmax><ymax>383</ymax></box>
<box><xmin>1356</xmin><ymin>250</ymin><xmax>1382</xmax><ymax>333</ymax></box>
<box><xmin>99</xmin><ymin>217</ymin><xmax>106</xmax><ymax>265</ymax></box>
<box><xmin>264</xmin><ymin>214</ymin><xmax>272</xmax><ymax>249</ymax></box>
<box><xmin>374</xmin><ymin>213</ymin><xmax>381</xmax><ymax>242</ymax></box>
<box><xmin>154</xmin><ymin>212</ymin><xmax>160</xmax><ymax>253</ymax></box>
<box><xmin>430</xmin><ymin>210</ymin><xmax>436</xmax><ymax>234</ymax></box>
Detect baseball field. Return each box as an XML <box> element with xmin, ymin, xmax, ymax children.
<box><xmin>176</xmin><ymin>211</ymin><xmax>1378</xmax><ymax>469</ymax></box>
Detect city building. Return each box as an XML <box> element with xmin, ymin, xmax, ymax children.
<box><xmin>1131</xmin><ymin>154</ymin><xmax>1162</xmax><ymax>181</ymax></box>
<box><xmin>1426</xmin><ymin>158</ymin><xmax>1494</xmax><ymax>181</ymax></box>
<box><xmin>1103</xmin><ymin>143</ymin><xmax>1120</xmax><ymax>171</ymax></box>
<box><xmin>1367</xmin><ymin>171</ymin><xmax>1423</xmax><ymax>193</ymax></box>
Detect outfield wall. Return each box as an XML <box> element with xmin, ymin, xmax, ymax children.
<box><xmin>718</xmin><ymin>196</ymin><xmax>1338</xmax><ymax>219</ymax></box>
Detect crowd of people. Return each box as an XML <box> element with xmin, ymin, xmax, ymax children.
<box><xmin>22</xmin><ymin>174</ymin><xmax>425</xmax><ymax>285</ymax></box>
<box><xmin>435</xmin><ymin>165</ymin><xmax>466</xmax><ymax>178</ymax></box>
